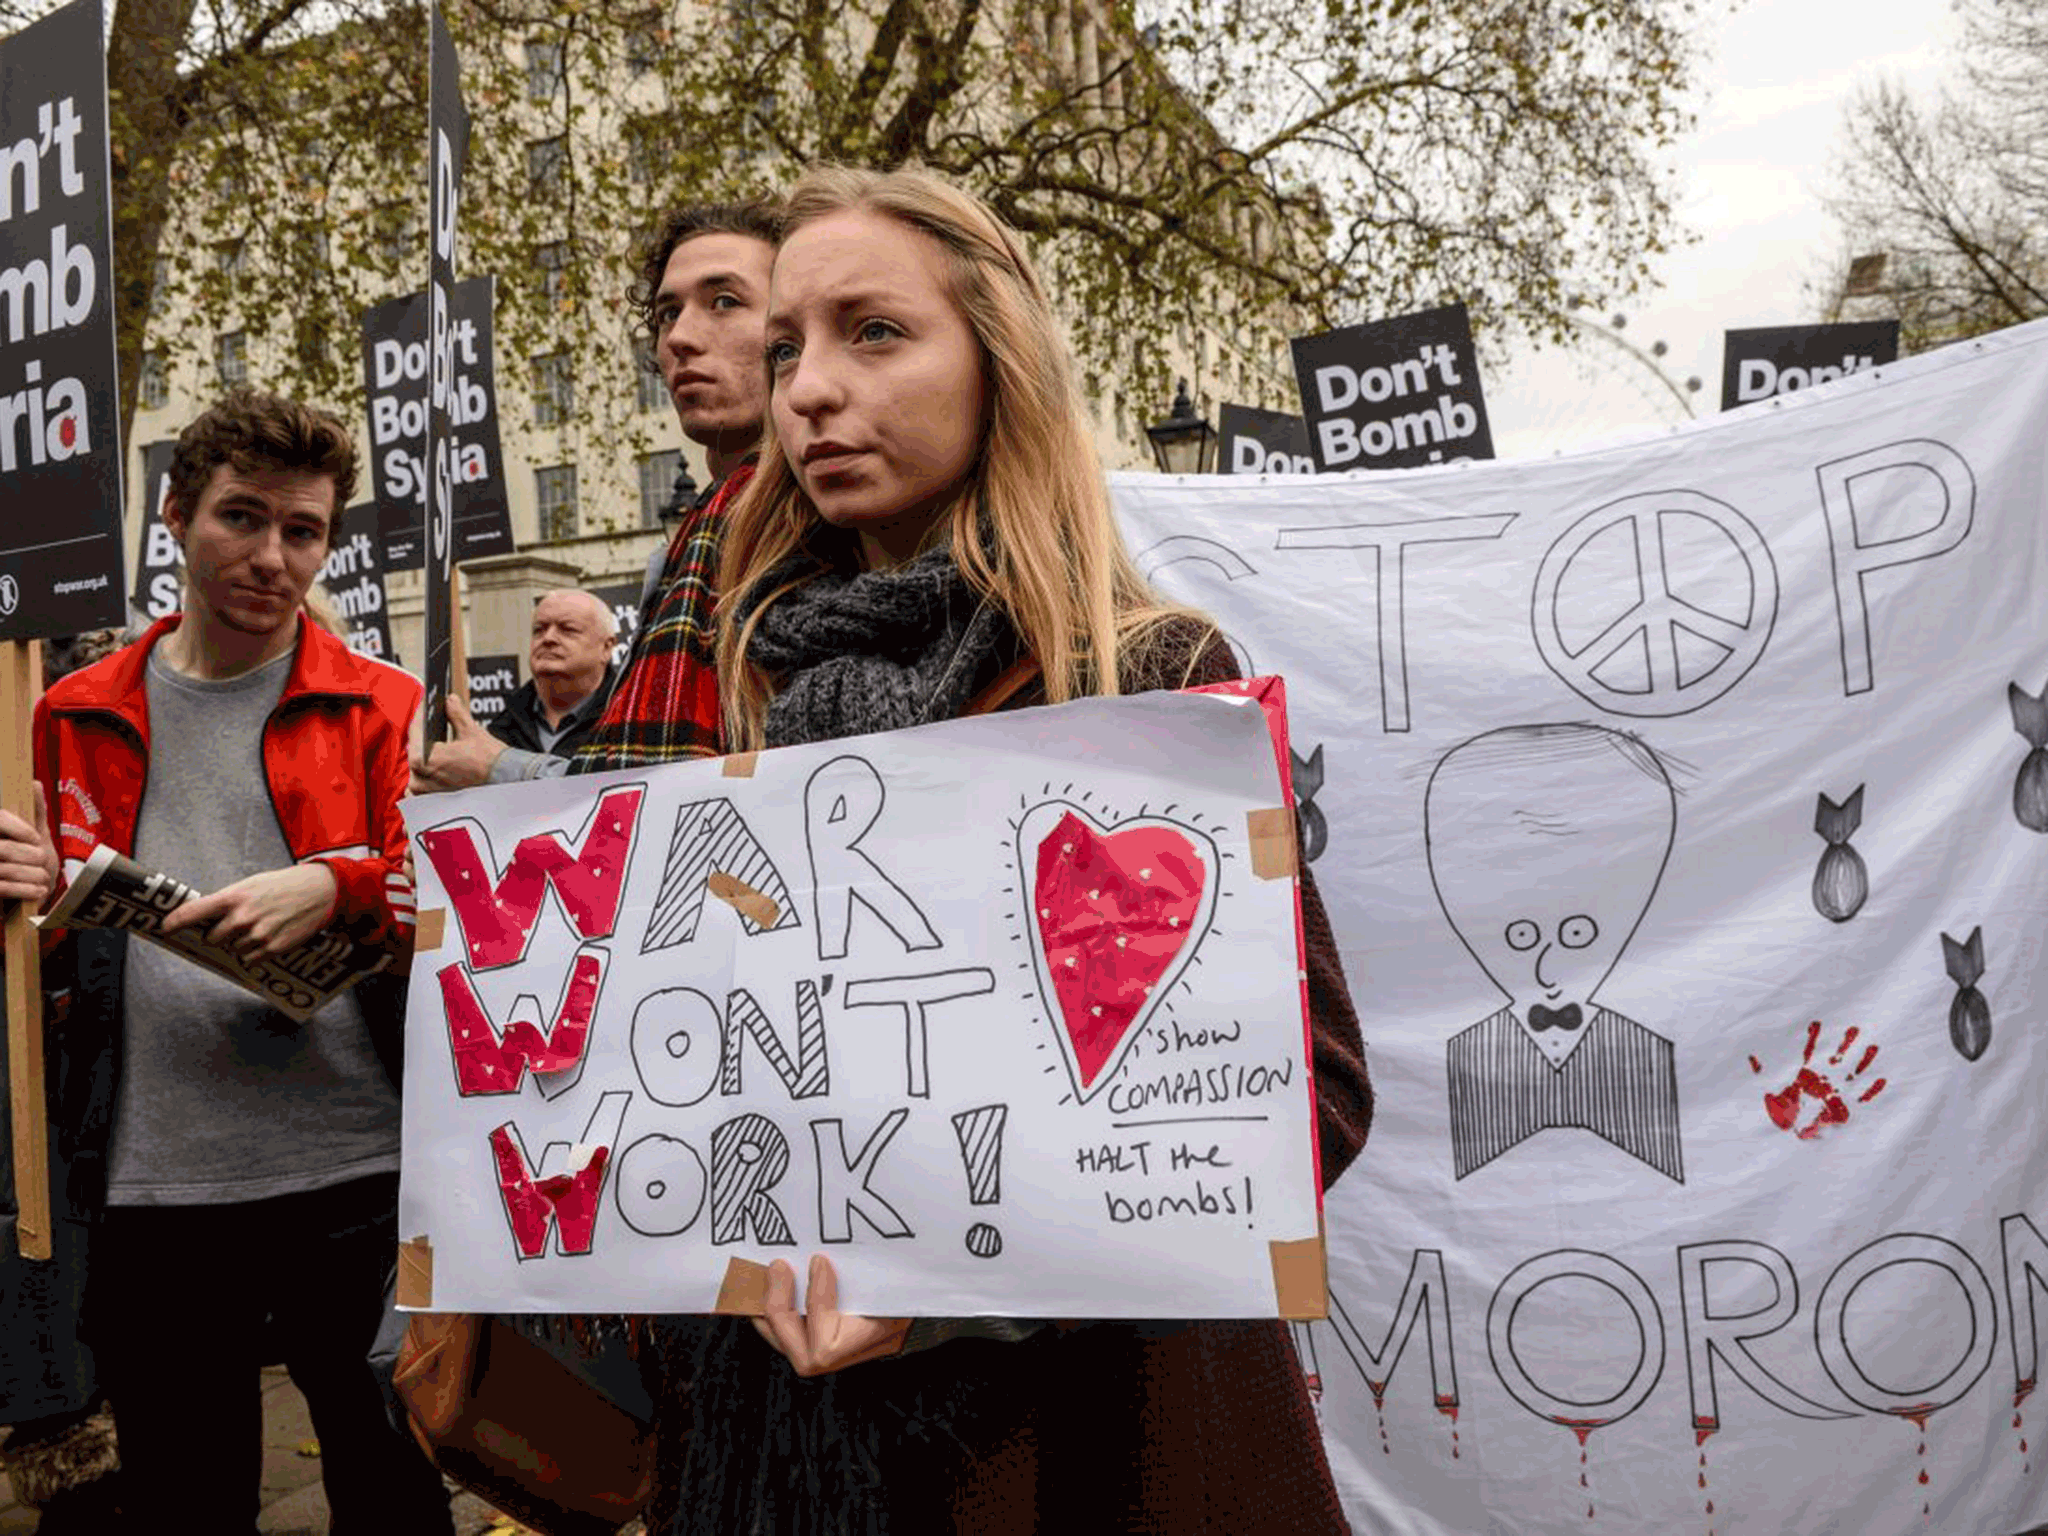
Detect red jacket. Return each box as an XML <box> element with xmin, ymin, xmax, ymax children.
<box><xmin>34</xmin><ymin>613</ymin><xmax>421</xmax><ymax>953</ymax></box>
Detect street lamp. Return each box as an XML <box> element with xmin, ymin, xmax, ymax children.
<box><xmin>1145</xmin><ymin>378</ymin><xmax>1217</xmax><ymax>474</ymax></box>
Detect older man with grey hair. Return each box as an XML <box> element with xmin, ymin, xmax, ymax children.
<box><xmin>412</xmin><ymin>587</ymin><xmax>619</xmax><ymax>789</ymax></box>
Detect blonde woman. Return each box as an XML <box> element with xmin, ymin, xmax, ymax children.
<box><xmin>656</xmin><ymin>165</ymin><xmax>1372</xmax><ymax>1535</ymax></box>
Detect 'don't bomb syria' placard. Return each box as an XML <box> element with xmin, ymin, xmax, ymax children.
<box><xmin>396</xmin><ymin>687</ymin><xmax>1324</xmax><ymax>1319</ymax></box>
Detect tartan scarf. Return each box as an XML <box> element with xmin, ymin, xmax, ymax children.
<box><xmin>567</xmin><ymin>460</ymin><xmax>754</xmax><ymax>775</ymax></box>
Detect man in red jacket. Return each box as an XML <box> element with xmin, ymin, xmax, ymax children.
<box><xmin>10</xmin><ymin>388</ymin><xmax>452</xmax><ymax>1534</ymax></box>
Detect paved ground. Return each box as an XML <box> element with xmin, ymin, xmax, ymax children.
<box><xmin>0</xmin><ymin>1367</ymin><xmax>597</xmax><ymax>1534</ymax></box>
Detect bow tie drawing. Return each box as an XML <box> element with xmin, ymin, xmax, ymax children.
<box><xmin>1527</xmin><ymin>1004</ymin><xmax>1584</xmax><ymax>1034</ymax></box>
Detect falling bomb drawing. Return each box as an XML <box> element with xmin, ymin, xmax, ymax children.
<box><xmin>2011</xmin><ymin>680</ymin><xmax>2048</xmax><ymax>832</ymax></box>
<box><xmin>1942</xmin><ymin>926</ymin><xmax>1992</xmax><ymax>1062</ymax></box>
<box><xmin>1812</xmin><ymin>785</ymin><xmax>1869</xmax><ymax>923</ymax></box>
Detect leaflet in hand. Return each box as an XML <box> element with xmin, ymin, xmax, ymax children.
<box><xmin>37</xmin><ymin>844</ymin><xmax>390</xmax><ymax>1021</ymax></box>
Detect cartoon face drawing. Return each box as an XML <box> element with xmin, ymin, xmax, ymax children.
<box><xmin>1425</xmin><ymin>724</ymin><xmax>1676</xmax><ymax>1067</ymax></box>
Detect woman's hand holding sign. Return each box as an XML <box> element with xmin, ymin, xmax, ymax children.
<box><xmin>754</xmin><ymin>1253</ymin><xmax>912</xmax><ymax>1377</ymax></box>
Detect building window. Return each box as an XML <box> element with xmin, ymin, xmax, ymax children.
<box><xmin>532</xmin><ymin>353</ymin><xmax>574</xmax><ymax>427</ymax></box>
<box><xmin>535</xmin><ymin>464</ymin><xmax>578</xmax><ymax>541</ymax></box>
<box><xmin>625</xmin><ymin>12</ymin><xmax>662</xmax><ymax>74</ymax></box>
<box><xmin>535</xmin><ymin>240</ymin><xmax>570</xmax><ymax>306</ymax></box>
<box><xmin>138</xmin><ymin>350</ymin><xmax>168</xmax><ymax>410</ymax></box>
<box><xmin>624</xmin><ymin>116</ymin><xmax>666</xmax><ymax>185</ymax></box>
<box><xmin>634</xmin><ymin>339</ymin><xmax>667</xmax><ymax>412</ymax></box>
<box><xmin>527</xmin><ymin>135</ymin><xmax>567</xmax><ymax>194</ymax></box>
<box><xmin>525</xmin><ymin>38</ymin><xmax>565</xmax><ymax>99</ymax></box>
<box><xmin>372</xmin><ymin>202</ymin><xmax>414</xmax><ymax>268</ymax></box>
<box><xmin>295</xmin><ymin>315</ymin><xmax>328</xmax><ymax>370</ymax></box>
<box><xmin>637</xmin><ymin>448</ymin><xmax>681</xmax><ymax>527</ymax></box>
<box><xmin>215</xmin><ymin>331</ymin><xmax>248</xmax><ymax>387</ymax></box>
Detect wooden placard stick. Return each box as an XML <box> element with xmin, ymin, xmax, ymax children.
<box><xmin>2</xmin><ymin>638</ymin><xmax>50</xmax><ymax>1262</ymax></box>
<box><xmin>451</xmin><ymin>564</ymin><xmax>469</xmax><ymax>714</ymax></box>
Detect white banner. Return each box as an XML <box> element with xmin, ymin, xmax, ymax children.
<box><xmin>1111</xmin><ymin>318</ymin><xmax>2048</xmax><ymax>1535</ymax></box>
<box><xmin>397</xmin><ymin>690</ymin><xmax>1322</xmax><ymax>1318</ymax></box>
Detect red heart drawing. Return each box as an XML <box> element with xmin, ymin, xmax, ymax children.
<box><xmin>1020</xmin><ymin>803</ymin><xmax>1216</xmax><ymax>1100</ymax></box>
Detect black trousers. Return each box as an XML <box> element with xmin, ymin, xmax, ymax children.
<box><xmin>91</xmin><ymin>1172</ymin><xmax>452</xmax><ymax>1535</ymax></box>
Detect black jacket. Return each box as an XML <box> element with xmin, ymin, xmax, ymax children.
<box><xmin>486</xmin><ymin>666</ymin><xmax>617</xmax><ymax>759</ymax></box>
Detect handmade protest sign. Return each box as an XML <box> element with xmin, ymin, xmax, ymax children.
<box><xmin>1112</xmin><ymin>316</ymin><xmax>2048</xmax><ymax>1536</ymax></box>
<box><xmin>1219</xmin><ymin>403</ymin><xmax>1315</xmax><ymax>476</ymax></box>
<box><xmin>0</xmin><ymin>0</ymin><xmax>122</xmax><ymax>642</ymax></box>
<box><xmin>1289</xmin><ymin>302</ymin><xmax>1494</xmax><ymax>473</ymax></box>
<box><xmin>1720</xmin><ymin>320</ymin><xmax>1902</xmax><ymax>409</ymax></box>
<box><xmin>397</xmin><ymin>689</ymin><xmax>1322</xmax><ymax>1317</ymax></box>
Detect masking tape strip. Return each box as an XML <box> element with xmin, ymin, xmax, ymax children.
<box><xmin>415</xmin><ymin>909</ymin><xmax>446</xmax><ymax>952</ymax></box>
<box><xmin>707</xmin><ymin>870</ymin><xmax>781</xmax><ymax>930</ymax></box>
<box><xmin>1246</xmin><ymin>807</ymin><xmax>1298</xmax><ymax>881</ymax></box>
<box><xmin>722</xmin><ymin>752</ymin><xmax>759</xmax><ymax>779</ymax></box>
<box><xmin>396</xmin><ymin>1235</ymin><xmax>434</xmax><ymax>1309</ymax></box>
<box><xmin>1270</xmin><ymin>1230</ymin><xmax>1327</xmax><ymax>1320</ymax></box>
<box><xmin>714</xmin><ymin>1256</ymin><xmax>771</xmax><ymax>1316</ymax></box>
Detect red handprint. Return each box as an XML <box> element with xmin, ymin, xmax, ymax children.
<box><xmin>1749</xmin><ymin>1021</ymin><xmax>1887</xmax><ymax>1140</ymax></box>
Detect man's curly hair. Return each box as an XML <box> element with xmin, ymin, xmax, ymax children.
<box><xmin>626</xmin><ymin>197</ymin><xmax>785</xmax><ymax>345</ymax></box>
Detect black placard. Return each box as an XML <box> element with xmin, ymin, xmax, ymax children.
<box><xmin>1289</xmin><ymin>303</ymin><xmax>1493</xmax><ymax>473</ymax></box>
<box><xmin>130</xmin><ymin>439</ymin><xmax>179</xmax><ymax>621</ymax></box>
<box><xmin>1720</xmin><ymin>321</ymin><xmax>1902</xmax><ymax>410</ymax></box>
<box><xmin>0</xmin><ymin>0</ymin><xmax>124</xmax><ymax>640</ymax></box>
<box><xmin>464</xmin><ymin>650</ymin><xmax>518</xmax><ymax>725</ymax></box>
<box><xmin>588</xmin><ymin>580</ymin><xmax>644</xmax><ymax>671</ymax></box>
<box><xmin>1218</xmin><ymin>404</ymin><xmax>1316</xmax><ymax>476</ymax></box>
<box><xmin>360</xmin><ymin>275</ymin><xmax>510</xmax><ymax>570</ymax></box>
<box><xmin>419</xmin><ymin>2</ymin><xmax>469</xmax><ymax>741</ymax></box>
<box><xmin>319</xmin><ymin>504</ymin><xmax>391</xmax><ymax>660</ymax></box>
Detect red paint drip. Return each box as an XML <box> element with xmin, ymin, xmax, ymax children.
<box><xmin>1887</xmin><ymin>1402</ymin><xmax>1938</xmax><ymax>1431</ymax></box>
<box><xmin>1693</xmin><ymin>1416</ymin><xmax>1719</xmax><ymax>1446</ymax></box>
<box><xmin>1434</xmin><ymin>1395</ymin><xmax>1460</xmax><ymax>1424</ymax></box>
<box><xmin>1830</xmin><ymin>1025</ymin><xmax>1860</xmax><ymax>1063</ymax></box>
<box><xmin>1803</xmin><ymin>1019</ymin><xmax>1823</xmax><ymax>1062</ymax></box>
<box><xmin>2017</xmin><ymin>1377</ymin><xmax>2038</xmax><ymax>1409</ymax></box>
<box><xmin>1917</xmin><ymin>1470</ymin><xmax>1929</xmax><ymax>1485</ymax></box>
<box><xmin>1858</xmin><ymin>1077</ymin><xmax>1888</xmax><ymax>1103</ymax></box>
<box><xmin>1552</xmin><ymin>1415</ymin><xmax>1606</xmax><ymax>1445</ymax></box>
<box><xmin>1747</xmin><ymin>1054</ymin><xmax>1762</xmax><ymax>1075</ymax></box>
<box><xmin>1854</xmin><ymin>1043</ymin><xmax>1878</xmax><ymax>1075</ymax></box>
<box><xmin>1366</xmin><ymin>1378</ymin><xmax>1387</xmax><ymax>1412</ymax></box>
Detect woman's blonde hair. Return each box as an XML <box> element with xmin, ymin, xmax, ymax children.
<box><xmin>716</xmin><ymin>163</ymin><xmax>1203</xmax><ymax>749</ymax></box>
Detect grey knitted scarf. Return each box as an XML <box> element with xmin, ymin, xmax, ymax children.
<box><xmin>741</xmin><ymin>547</ymin><xmax>1013</xmax><ymax>748</ymax></box>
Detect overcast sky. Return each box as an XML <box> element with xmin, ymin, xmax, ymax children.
<box><xmin>1486</xmin><ymin>0</ymin><xmax>1963</xmax><ymax>459</ymax></box>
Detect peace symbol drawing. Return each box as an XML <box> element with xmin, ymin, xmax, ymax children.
<box><xmin>1531</xmin><ymin>491</ymin><xmax>1781</xmax><ymax>718</ymax></box>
